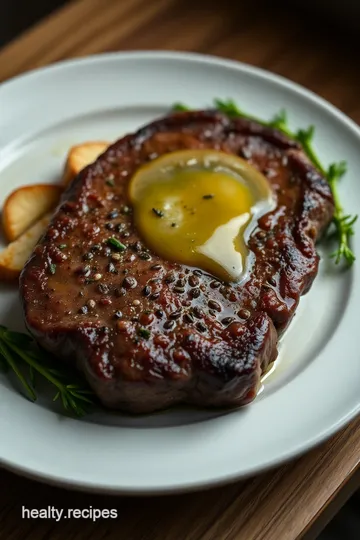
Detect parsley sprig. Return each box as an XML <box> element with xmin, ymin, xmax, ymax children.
<box><xmin>173</xmin><ymin>99</ymin><xmax>357</xmax><ymax>265</ymax></box>
<box><xmin>0</xmin><ymin>326</ymin><xmax>95</xmax><ymax>416</ymax></box>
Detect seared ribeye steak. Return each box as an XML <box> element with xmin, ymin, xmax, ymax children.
<box><xmin>20</xmin><ymin>111</ymin><xmax>334</xmax><ymax>413</ymax></box>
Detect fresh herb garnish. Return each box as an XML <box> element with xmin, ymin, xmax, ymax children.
<box><xmin>137</xmin><ymin>327</ymin><xmax>151</xmax><ymax>339</ymax></box>
<box><xmin>58</xmin><ymin>244</ymin><xmax>67</xmax><ymax>250</ymax></box>
<box><xmin>49</xmin><ymin>263</ymin><xmax>57</xmax><ymax>275</ymax></box>
<box><xmin>0</xmin><ymin>348</ymin><xmax>8</xmax><ymax>372</ymax></box>
<box><xmin>106</xmin><ymin>238</ymin><xmax>126</xmax><ymax>252</ymax></box>
<box><xmin>106</xmin><ymin>176</ymin><xmax>115</xmax><ymax>187</ymax></box>
<box><xmin>0</xmin><ymin>339</ymin><xmax>36</xmax><ymax>400</ymax></box>
<box><xmin>173</xmin><ymin>99</ymin><xmax>356</xmax><ymax>266</ymax></box>
<box><xmin>327</xmin><ymin>162</ymin><xmax>357</xmax><ymax>264</ymax></box>
<box><xmin>173</xmin><ymin>103</ymin><xmax>190</xmax><ymax>112</ymax></box>
<box><xmin>152</xmin><ymin>208</ymin><xmax>164</xmax><ymax>218</ymax></box>
<box><xmin>0</xmin><ymin>326</ymin><xmax>95</xmax><ymax>416</ymax></box>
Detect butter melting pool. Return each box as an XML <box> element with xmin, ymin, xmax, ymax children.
<box><xmin>129</xmin><ymin>150</ymin><xmax>274</xmax><ymax>282</ymax></box>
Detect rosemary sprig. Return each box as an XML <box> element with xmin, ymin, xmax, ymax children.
<box><xmin>0</xmin><ymin>340</ymin><xmax>36</xmax><ymax>401</ymax></box>
<box><xmin>0</xmin><ymin>346</ymin><xmax>8</xmax><ymax>372</ymax></box>
<box><xmin>173</xmin><ymin>99</ymin><xmax>357</xmax><ymax>265</ymax></box>
<box><xmin>0</xmin><ymin>326</ymin><xmax>95</xmax><ymax>416</ymax></box>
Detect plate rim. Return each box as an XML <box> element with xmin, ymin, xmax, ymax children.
<box><xmin>0</xmin><ymin>50</ymin><xmax>359</xmax><ymax>495</ymax></box>
<box><xmin>1</xmin><ymin>49</ymin><xmax>359</xmax><ymax>138</ymax></box>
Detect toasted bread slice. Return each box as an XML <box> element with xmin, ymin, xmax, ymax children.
<box><xmin>2</xmin><ymin>184</ymin><xmax>62</xmax><ymax>242</ymax></box>
<box><xmin>63</xmin><ymin>142</ymin><xmax>109</xmax><ymax>186</ymax></box>
<box><xmin>0</xmin><ymin>213</ymin><xmax>51</xmax><ymax>281</ymax></box>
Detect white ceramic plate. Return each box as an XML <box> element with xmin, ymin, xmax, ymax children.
<box><xmin>0</xmin><ymin>52</ymin><xmax>359</xmax><ymax>494</ymax></box>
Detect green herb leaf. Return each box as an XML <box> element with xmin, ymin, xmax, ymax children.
<box><xmin>49</xmin><ymin>263</ymin><xmax>57</xmax><ymax>275</ymax></box>
<box><xmin>327</xmin><ymin>161</ymin><xmax>357</xmax><ymax>264</ymax></box>
<box><xmin>0</xmin><ymin>340</ymin><xmax>36</xmax><ymax>401</ymax></box>
<box><xmin>173</xmin><ymin>103</ymin><xmax>190</xmax><ymax>112</ymax></box>
<box><xmin>0</xmin><ymin>326</ymin><xmax>33</xmax><ymax>346</ymax></box>
<box><xmin>0</xmin><ymin>352</ymin><xmax>8</xmax><ymax>372</ymax></box>
<box><xmin>269</xmin><ymin>109</ymin><xmax>289</xmax><ymax>133</ymax></box>
<box><xmin>328</xmin><ymin>161</ymin><xmax>348</xmax><ymax>181</ymax></box>
<box><xmin>295</xmin><ymin>126</ymin><xmax>324</xmax><ymax>173</ymax></box>
<box><xmin>138</xmin><ymin>327</ymin><xmax>151</xmax><ymax>339</ymax></box>
<box><xmin>106</xmin><ymin>237</ymin><xmax>126</xmax><ymax>252</ymax></box>
<box><xmin>214</xmin><ymin>98</ymin><xmax>243</xmax><ymax>117</ymax></box>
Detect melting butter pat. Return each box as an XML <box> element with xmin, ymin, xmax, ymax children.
<box><xmin>129</xmin><ymin>150</ymin><xmax>273</xmax><ymax>282</ymax></box>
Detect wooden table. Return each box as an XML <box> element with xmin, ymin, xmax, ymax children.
<box><xmin>0</xmin><ymin>1</ymin><xmax>359</xmax><ymax>538</ymax></box>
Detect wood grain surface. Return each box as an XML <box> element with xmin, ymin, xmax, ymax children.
<box><xmin>0</xmin><ymin>0</ymin><xmax>360</xmax><ymax>539</ymax></box>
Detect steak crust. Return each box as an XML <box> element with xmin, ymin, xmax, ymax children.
<box><xmin>20</xmin><ymin>111</ymin><xmax>334</xmax><ymax>413</ymax></box>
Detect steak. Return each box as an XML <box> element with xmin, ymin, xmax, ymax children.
<box><xmin>20</xmin><ymin>111</ymin><xmax>334</xmax><ymax>413</ymax></box>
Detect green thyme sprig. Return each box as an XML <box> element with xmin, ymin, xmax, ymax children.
<box><xmin>327</xmin><ymin>162</ymin><xmax>357</xmax><ymax>264</ymax></box>
<box><xmin>173</xmin><ymin>99</ymin><xmax>357</xmax><ymax>265</ymax></box>
<box><xmin>0</xmin><ymin>326</ymin><xmax>95</xmax><ymax>416</ymax></box>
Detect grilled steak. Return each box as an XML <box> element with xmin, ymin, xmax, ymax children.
<box><xmin>20</xmin><ymin>111</ymin><xmax>334</xmax><ymax>413</ymax></box>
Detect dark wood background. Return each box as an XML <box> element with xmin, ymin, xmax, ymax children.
<box><xmin>0</xmin><ymin>0</ymin><xmax>68</xmax><ymax>46</ymax></box>
<box><xmin>1</xmin><ymin>0</ymin><xmax>360</xmax><ymax>48</ymax></box>
<box><xmin>0</xmin><ymin>1</ymin><xmax>359</xmax><ymax>539</ymax></box>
